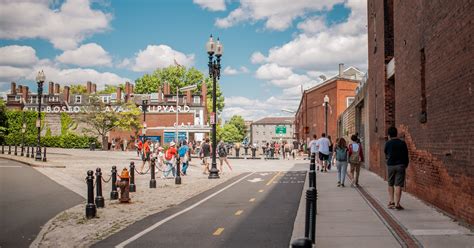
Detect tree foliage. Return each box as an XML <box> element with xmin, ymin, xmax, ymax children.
<box><xmin>97</xmin><ymin>84</ymin><xmax>124</xmax><ymax>94</ymax></box>
<box><xmin>220</xmin><ymin>124</ymin><xmax>243</xmax><ymax>143</ymax></box>
<box><xmin>70</xmin><ymin>85</ymin><xmax>87</xmax><ymax>94</ymax></box>
<box><xmin>0</xmin><ymin>99</ymin><xmax>6</xmax><ymax>144</ymax></box>
<box><xmin>134</xmin><ymin>65</ymin><xmax>225</xmax><ymax>113</ymax></box>
<box><xmin>228</xmin><ymin>115</ymin><xmax>246</xmax><ymax>139</ymax></box>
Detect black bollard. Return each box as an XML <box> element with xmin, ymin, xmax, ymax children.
<box><xmin>8</xmin><ymin>145</ymin><xmax>11</xmax><ymax>155</ymax></box>
<box><xmin>85</xmin><ymin>170</ymin><xmax>96</xmax><ymax>218</ymax></box>
<box><xmin>110</xmin><ymin>166</ymin><xmax>118</xmax><ymax>200</ymax></box>
<box><xmin>150</xmin><ymin>158</ymin><xmax>156</xmax><ymax>188</ymax></box>
<box><xmin>309</xmin><ymin>153</ymin><xmax>316</xmax><ymax>187</ymax></box>
<box><xmin>21</xmin><ymin>145</ymin><xmax>24</xmax><ymax>156</ymax></box>
<box><xmin>14</xmin><ymin>144</ymin><xmax>17</xmax><ymax>156</ymax></box>
<box><xmin>26</xmin><ymin>144</ymin><xmax>29</xmax><ymax>157</ymax></box>
<box><xmin>175</xmin><ymin>156</ymin><xmax>181</xmax><ymax>185</ymax></box>
<box><xmin>252</xmin><ymin>147</ymin><xmax>256</xmax><ymax>158</ymax></box>
<box><xmin>304</xmin><ymin>187</ymin><xmax>316</xmax><ymax>244</ymax></box>
<box><xmin>30</xmin><ymin>146</ymin><xmax>34</xmax><ymax>158</ymax></box>
<box><xmin>235</xmin><ymin>148</ymin><xmax>240</xmax><ymax>158</ymax></box>
<box><xmin>291</xmin><ymin>238</ymin><xmax>312</xmax><ymax>248</ymax></box>
<box><xmin>244</xmin><ymin>146</ymin><xmax>249</xmax><ymax>156</ymax></box>
<box><xmin>1</xmin><ymin>145</ymin><xmax>4</xmax><ymax>154</ymax></box>
<box><xmin>129</xmin><ymin>162</ymin><xmax>136</xmax><ymax>192</ymax></box>
<box><xmin>95</xmin><ymin>168</ymin><xmax>105</xmax><ymax>208</ymax></box>
<box><xmin>42</xmin><ymin>146</ymin><xmax>47</xmax><ymax>162</ymax></box>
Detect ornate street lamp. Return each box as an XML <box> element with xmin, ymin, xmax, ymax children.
<box><xmin>35</xmin><ymin>70</ymin><xmax>45</xmax><ymax>161</ymax></box>
<box><xmin>206</xmin><ymin>34</ymin><xmax>223</xmax><ymax>179</ymax></box>
<box><xmin>324</xmin><ymin>95</ymin><xmax>329</xmax><ymax>136</ymax></box>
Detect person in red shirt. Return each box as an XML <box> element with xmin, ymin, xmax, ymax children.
<box><xmin>136</xmin><ymin>139</ymin><xmax>143</xmax><ymax>158</ymax></box>
<box><xmin>140</xmin><ymin>139</ymin><xmax>151</xmax><ymax>173</ymax></box>
<box><xmin>163</xmin><ymin>142</ymin><xmax>178</xmax><ymax>178</ymax></box>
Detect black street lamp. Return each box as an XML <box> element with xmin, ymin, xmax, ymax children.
<box><xmin>324</xmin><ymin>95</ymin><xmax>329</xmax><ymax>136</ymax></box>
<box><xmin>35</xmin><ymin>70</ymin><xmax>45</xmax><ymax>161</ymax></box>
<box><xmin>21</xmin><ymin>115</ymin><xmax>26</xmax><ymax>156</ymax></box>
<box><xmin>142</xmin><ymin>99</ymin><xmax>148</xmax><ymax>141</ymax></box>
<box><xmin>206</xmin><ymin>34</ymin><xmax>223</xmax><ymax>179</ymax></box>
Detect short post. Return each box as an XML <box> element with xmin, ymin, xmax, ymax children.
<box><xmin>26</xmin><ymin>144</ymin><xmax>29</xmax><ymax>157</ymax></box>
<box><xmin>129</xmin><ymin>161</ymin><xmax>136</xmax><ymax>192</ymax></box>
<box><xmin>149</xmin><ymin>158</ymin><xmax>156</xmax><ymax>188</ymax></box>
<box><xmin>14</xmin><ymin>144</ymin><xmax>17</xmax><ymax>156</ymax></box>
<box><xmin>244</xmin><ymin>146</ymin><xmax>249</xmax><ymax>155</ymax></box>
<box><xmin>8</xmin><ymin>145</ymin><xmax>11</xmax><ymax>155</ymax></box>
<box><xmin>85</xmin><ymin>170</ymin><xmax>96</xmax><ymax>218</ymax></box>
<box><xmin>110</xmin><ymin>166</ymin><xmax>118</xmax><ymax>200</ymax></box>
<box><xmin>235</xmin><ymin>147</ymin><xmax>240</xmax><ymax>158</ymax></box>
<box><xmin>95</xmin><ymin>168</ymin><xmax>105</xmax><ymax>208</ymax></box>
<box><xmin>21</xmin><ymin>144</ymin><xmax>24</xmax><ymax>156</ymax></box>
<box><xmin>175</xmin><ymin>156</ymin><xmax>181</xmax><ymax>185</ymax></box>
<box><xmin>252</xmin><ymin>147</ymin><xmax>256</xmax><ymax>158</ymax></box>
<box><xmin>42</xmin><ymin>146</ymin><xmax>47</xmax><ymax>162</ymax></box>
<box><xmin>290</xmin><ymin>238</ymin><xmax>312</xmax><ymax>248</ymax></box>
<box><xmin>305</xmin><ymin>187</ymin><xmax>316</xmax><ymax>244</ymax></box>
<box><xmin>30</xmin><ymin>146</ymin><xmax>34</xmax><ymax>158</ymax></box>
<box><xmin>309</xmin><ymin>153</ymin><xmax>315</xmax><ymax>187</ymax></box>
<box><xmin>1</xmin><ymin>145</ymin><xmax>4</xmax><ymax>154</ymax></box>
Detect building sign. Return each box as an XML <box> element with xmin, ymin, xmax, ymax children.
<box><xmin>23</xmin><ymin>104</ymin><xmax>192</xmax><ymax>114</ymax></box>
<box><xmin>275</xmin><ymin>125</ymin><xmax>287</xmax><ymax>134</ymax></box>
<box><xmin>139</xmin><ymin>105</ymin><xmax>191</xmax><ymax>113</ymax></box>
<box><xmin>163</xmin><ymin>132</ymin><xmax>187</xmax><ymax>143</ymax></box>
<box><xmin>210</xmin><ymin>112</ymin><xmax>215</xmax><ymax>125</ymax></box>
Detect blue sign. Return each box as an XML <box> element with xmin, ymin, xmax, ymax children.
<box><xmin>139</xmin><ymin>136</ymin><xmax>161</xmax><ymax>142</ymax></box>
<box><xmin>163</xmin><ymin>132</ymin><xmax>187</xmax><ymax>144</ymax></box>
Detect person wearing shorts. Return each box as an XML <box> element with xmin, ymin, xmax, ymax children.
<box><xmin>201</xmin><ymin>138</ymin><xmax>211</xmax><ymax>174</ymax></box>
<box><xmin>384</xmin><ymin>127</ymin><xmax>409</xmax><ymax>210</ymax></box>
<box><xmin>317</xmin><ymin>133</ymin><xmax>331</xmax><ymax>172</ymax></box>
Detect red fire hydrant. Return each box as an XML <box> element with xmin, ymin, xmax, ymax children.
<box><xmin>117</xmin><ymin>168</ymin><xmax>131</xmax><ymax>203</ymax></box>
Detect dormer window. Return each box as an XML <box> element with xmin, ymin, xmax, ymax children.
<box><xmin>75</xmin><ymin>95</ymin><xmax>82</xmax><ymax>104</ymax></box>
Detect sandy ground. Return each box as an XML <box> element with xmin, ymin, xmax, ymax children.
<box><xmin>0</xmin><ymin>148</ymin><xmax>304</xmax><ymax>247</ymax></box>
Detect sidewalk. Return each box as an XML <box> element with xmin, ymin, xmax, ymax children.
<box><xmin>295</xmin><ymin>166</ymin><xmax>474</xmax><ymax>247</ymax></box>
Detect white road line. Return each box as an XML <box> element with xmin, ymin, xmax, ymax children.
<box><xmin>115</xmin><ymin>172</ymin><xmax>255</xmax><ymax>248</ymax></box>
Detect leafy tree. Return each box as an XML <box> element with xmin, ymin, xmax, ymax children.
<box><xmin>70</xmin><ymin>85</ymin><xmax>87</xmax><ymax>94</ymax></box>
<box><xmin>0</xmin><ymin>99</ymin><xmax>6</xmax><ymax>144</ymax></box>
<box><xmin>134</xmin><ymin>65</ymin><xmax>225</xmax><ymax>113</ymax></box>
<box><xmin>228</xmin><ymin>115</ymin><xmax>246</xmax><ymax>139</ymax></box>
<box><xmin>220</xmin><ymin>123</ymin><xmax>243</xmax><ymax>143</ymax></box>
<box><xmin>60</xmin><ymin>112</ymin><xmax>78</xmax><ymax>135</ymax></box>
<box><xmin>97</xmin><ymin>84</ymin><xmax>125</xmax><ymax>94</ymax></box>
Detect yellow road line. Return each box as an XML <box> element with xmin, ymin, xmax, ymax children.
<box><xmin>235</xmin><ymin>210</ymin><xmax>243</xmax><ymax>216</ymax></box>
<box><xmin>266</xmin><ymin>171</ymin><xmax>282</xmax><ymax>186</ymax></box>
<box><xmin>213</xmin><ymin>227</ymin><xmax>224</xmax><ymax>236</ymax></box>
<box><xmin>249</xmin><ymin>198</ymin><xmax>255</xmax><ymax>202</ymax></box>
<box><xmin>258</xmin><ymin>189</ymin><xmax>264</xmax><ymax>193</ymax></box>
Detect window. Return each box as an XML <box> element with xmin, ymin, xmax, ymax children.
<box><xmin>15</xmin><ymin>95</ymin><xmax>21</xmax><ymax>101</ymax></box>
<box><xmin>101</xmin><ymin>96</ymin><xmax>111</xmax><ymax>103</ymax></box>
<box><xmin>193</xmin><ymin>96</ymin><xmax>201</xmax><ymax>104</ymax></box>
<box><xmin>75</xmin><ymin>95</ymin><xmax>82</xmax><ymax>104</ymax></box>
<box><xmin>346</xmin><ymin>97</ymin><xmax>355</xmax><ymax>107</ymax></box>
<box><xmin>48</xmin><ymin>96</ymin><xmax>58</xmax><ymax>102</ymax></box>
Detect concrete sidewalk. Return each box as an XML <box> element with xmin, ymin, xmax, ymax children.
<box><xmin>291</xmin><ymin>166</ymin><xmax>473</xmax><ymax>247</ymax></box>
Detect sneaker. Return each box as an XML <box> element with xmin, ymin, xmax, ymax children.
<box><xmin>337</xmin><ymin>182</ymin><xmax>341</xmax><ymax>187</ymax></box>
<box><xmin>341</xmin><ymin>184</ymin><xmax>345</xmax><ymax>187</ymax></box>
<box><xmin>395</xmin><ymin>204</ymin><xmax>405</xmax><ymax>210</ymax></box>
<box><xmin>388</xmin><ymin>202</ymin><xmax>395</xmax><ymax>209</ymax></box>
<box><xmin>355</xmin><ymin>183</ymin><xmax>360</xmax><ymax>187</ymax></box>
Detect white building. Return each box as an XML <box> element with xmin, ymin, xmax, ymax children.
<box><xmin>251</xmin><ymin>117</ymin><xmax>294</xmax><ymax>146</ymax></box>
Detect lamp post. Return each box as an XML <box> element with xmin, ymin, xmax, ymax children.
<box><xmin>21</xmin><ymin>121</ymin><xmax>26</xmax><ymax>156</ymax></box>
<box><xmin>35</xmin><ymin>70</ymin><xmax>45</xmax><ymax>161</ymax></box>
<box><xmin>206</xmin><ymin>34</ymin><xmax>223</xmax><ymax>179</ymax></box>
<box><xmin>324</xmin><ymin>95</ymin><xmax>329</xmax><ymax>136</ymax></box>
<box><xmin>176</xmin><ymin>85</ymin><xmax>197</xmax><ymax>144</ymax></box>
<box><xmin>142</xmin><ymin>99</ymin><xmax>148</xmax><ymax>141</ymax></box>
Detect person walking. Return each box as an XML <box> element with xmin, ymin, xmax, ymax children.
<box><xmin>217</xmin><ymin>141</ymin><xmax>232</xmax><ymax>173</ymax></box>
<box><xmin>348</xmin><ymin>134</ymin><xmax>364</xmax><ymax>187</ymax></box>
<box><xmin>327</xmin><ymin>136</ymin><xmax>334</xmax><ymax>170</ymax></box>
<box><xmin>308</xmin><ymin>135</ymin><xmax>319</xmax><ymax>169</ymax></box>
<box><xmin>201</xmin><ymin>138</ymin><xmax>211</xmax><ymax>174</ymax></box>
<box><xmin>140</xmin><ymin>139</ymin><xmax>151</xmax><ymax>173</ymax></box>
<box><xmin>384</xmin><ymin>127</ymin><xmax>409</xmax><ymax>210</ymax></box>
<box><xmin>136</xmin><ymin>139</ymin><xmax>143</xmax><ymax>158</ymax></box>
<box><xmin>163</xmin><ymin>142</ymin><xmax>177</xmax><ymax>178</ymax></box>
<box><xmin>317</xmin><ymin>133</ymin><xmax>331</xmax><ymax>172</ymax></box>
<box><xmin>179</xmin><ymin>140</ymin><xmax>190</xmax><ymax>176</ymax></box>
<box><xmin>292</xmin><ymin>140</ymin><xmax>299</xmax><ymax>160</ymax></box>
<box><xmin>335</xmin><ymin>138</ymin><xmax>349</xmax><ymax>187</ymax></box>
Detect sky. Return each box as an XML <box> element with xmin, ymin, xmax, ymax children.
<box><xmin>0</xmin><ymin>0</ymin><xmax>368</xmax><ymax>121</ymax></box>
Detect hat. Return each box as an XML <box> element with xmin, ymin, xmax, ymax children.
<box><xmin>170</xmin><ymin>141</ymin><xmax>176</xmax><ymax>146</ymax></box>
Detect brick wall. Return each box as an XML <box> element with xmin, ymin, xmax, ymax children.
<box><xmin>367</xmin><ymin>0</ymin><xmax>474</xmax><ymax>225</ymax></box>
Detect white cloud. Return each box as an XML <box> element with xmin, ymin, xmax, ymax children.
<box><xmin>0</xmin><ymin>66</ymin><xmax>32</xmax><ymax>82</ymax></box>
<box><xmin>193</xmin><ymin>0</ymin><xmax>226</xmax><ymax>11</ymax></box>
<box><xmin>223</xmin><ymin>95</ymin><xmax>299</xmax><ymax>121</ymax></box>
<box><xmin>0</xmin><ymin>45</ymin><xmax>38</xmax><ymax>67</ymax></box>
<box><xmin>56</xmin><ymin>43</ymin><xmax>112</xmax><ymax>67</ymax></box>
<box><xmin>297</xmin><ymin>16</ymin><xmax>326</xmax><ymax>34</ymax></box>
<box><xmin>250</xmin><ymin>51</ymin><xmax>266</xmax><ymax>64</ymax></box>
<box><xmin>223</xmin><ymin>66</ymin><xmax>250</xmax><ymax>75</ymax></box>
<box><xmin>215</xmin><ymin>0</ymin><xmax>344</xmax><ymax>31</ymax></box>
<box><xmin>130</xmin><ymin>45</ymin><xmax>195</xmax><ymax>72</ymax></box>
<box><xmin>255</xmin><ymin>63</ymin><xmax>293</xmax><ymax>80</ymax></box>
<box><xmin>0</xmin><ymin>0</ymin><xmax>112</xmax><ymax>50</ymax></box>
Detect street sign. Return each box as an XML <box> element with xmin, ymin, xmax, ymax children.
<box><xmin>275</xmin><ymin>125</ymin><xmax>286</xmax><ymax>134</ymax></box>
<box><xmin>210</xmin><ymin>112</ymin><xmax>216</xmax><ymax>125</ymax></box>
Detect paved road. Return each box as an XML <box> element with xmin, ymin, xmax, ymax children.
<box><xmin>0</xmin><ymin>158</ymin><xmax>84</xmax><ymax>248</ymax></box>
<box><xmin>95</xmin><ymin>167</ymin><xmax>307</xmax><ymax>248</ymax></box>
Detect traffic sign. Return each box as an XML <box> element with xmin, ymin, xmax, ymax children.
<box><xmin>275</xmin><ymin>125</ymin><xmax>286</xmax><ymax>134</ymax></box>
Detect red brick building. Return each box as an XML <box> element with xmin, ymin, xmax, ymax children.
<box><xmin>295</xmin><ymin>64</ymin><xmax>363</xmax><ymax>143</ymax></box>
<box><xmin>367</xmin><ymin>0</ymin><xmax>474</xmax><ymax>225</ymax></box>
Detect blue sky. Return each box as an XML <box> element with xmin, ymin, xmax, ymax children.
<box><xmin>0</xmin><ymin>0</ymin><xmax>367</xmax><ymax>120</ymax></box>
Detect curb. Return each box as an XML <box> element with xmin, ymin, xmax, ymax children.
<box><xmin>0</xmin><ymin>154</ymin><xmax>66</xmax><ymax>168</ymax></box>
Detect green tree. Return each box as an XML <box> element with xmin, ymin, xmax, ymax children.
<box><xmin>97</xmin><ymin>84</ymin><xmax>125</xmax><ymax>94</ymax></box>
<box><xmin>0</xmin><ymin>99</ymin><xmax>7</xmax><ymax>144</ymax></box>
<box><xmin>60</xmin><ymin>112</ymin><xmax>78</xmax><ymax>135</ymax></box>
<box><xmin>220</xmin><ymin>123</ymin><xmax>243</xmax><ymax>143</ymax></box>
<box><xmin>134</xmin><ymin>65</ymin><xmax>225</xmax><ymax>113</ymax></box>
<box><xmin>70</xmin><ymin>85</ymin><xmax>87</xmax><ymax>94</ymax></box>
<box><xmin>228</xmin><ymin>115</ymin><xmax>246</xmax><ymax>139</ymax></box>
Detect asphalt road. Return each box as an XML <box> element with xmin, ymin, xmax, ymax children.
<box><xmin>0</xmin><ymin>158</ymin><xmax>84</xmax><ymax>248</ymax></box>
<box><xmin>95</xmin><ymin>168</ymin><xmax>306</xmax><ymax>248</ymax></box>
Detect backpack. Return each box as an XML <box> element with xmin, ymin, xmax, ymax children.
<box><xmin>349</xmin><ymin>144</ymin><xmax>360</xmax><ymax>164</ymax></box>
<box><xmin>218</xmin><ymin>146</ymin><xmax>226</xmax><ymax>157</ymax></box>
<box><xmin>165</xmin><ymin>149</ymin><xmax>174</xmax><ymax>161</ymax></box>
<box><xmin>335</xmin><ymin>147</ymin><xmax>347</xmax><ymax>161</ymax></box>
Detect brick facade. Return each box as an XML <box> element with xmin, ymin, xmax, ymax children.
<box><xmin>367</xmin><ymin>0</ymin><xmax>474</xmax><ymax>225</ymax></box>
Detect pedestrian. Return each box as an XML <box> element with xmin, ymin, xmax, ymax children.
<box><xmin>217</xmin><ymin>141</ymin><xmax>232</xmax><ymax>173</ymax></box>
<box><xmin>179</xmin><ymin>140</ymin><xmax>190</xmax><ymax>175</ymax></box>
<box><xmin>156</xmin><ymin>146</ymin><xmax>164</xmax><ymax>174</ymax></box>
<box><xmin>163</xmin><ymin>142</ymin><xmax>177</xmax><ymax>178</ymax></box>
<box><xmin>335</xmin><ymin>138</ymin><xmax>349</xmax><ymax>187</ymax></box>
<box><xmin>201</xmin><ymin>138</ymin><xmax>211</xmax><ymax>174</ymax></box>
<box><xmin>308</xmin><ymin>135</ymin><xmax>319</xmax><ymax>169</ymax></box>
<box><xmin>292</xmin><ymin>140</ymin><xmax>299</xmax><ymax>160</ymax></box>
<box><xmin>284</xmin><ymin>142</ymin><xmax>291</xmax><ymax>160</ymax></box>
<box><xmin>136</xmin><ymin>139</ymin><xmax>143</xmax><ymax>158</ymax></box>
<box><xmin>123</xmin><ymin>138</ymin><xmax>128</xmax><ymax>151</ymax></box>
<box><xmin>384</xmin><ymin>127</ymin><xmax>409</xmax><ymax>210</ymax></box>
<box><xmin>140</xmin><ymin>139</ymin><xmax>151</xmax><ymax>173</ymax></box>
<box><xmin>327</xmin><ymin>135</ymin><xmax>334</xmax><ymax>170</ymax></box>
<box><xmin>317</xmin><ymin>133</ymin><xmax>331</xmax><ymax>172</ymax></box>
<box><xmin>111</xmin><ymin>138</ymin><xmax>116</xmax><ymax>151</ymax></box>
<box><xmin>348</xmin><ymin>134</ymin><xmax>364</xmax><ymax>187</ymax></box>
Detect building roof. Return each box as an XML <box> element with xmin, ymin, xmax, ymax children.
<box><xmin>252</xmin><ymin>116</ymin><xmax>294</xmax><ymax>125</ymax></box>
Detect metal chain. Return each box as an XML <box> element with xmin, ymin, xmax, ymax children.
<box><xmin>134</xmin><ymin>166</ymin><xmax>151</xmax><ymax>175</ymax></box>
<box><xmin>101</xmin><ymin>174</ymin><xmax>112</xmax><ymax>183</ymax></box>
<box><xmin>156</xmin><ymin>163</ymin><xmax>173</xmax><ymax>173</ymax></box>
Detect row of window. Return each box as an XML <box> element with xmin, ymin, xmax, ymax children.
<box><xmin>16</xmin><ymin>94</ymin><xmax>202</xmax><ymax>105</ymax></box>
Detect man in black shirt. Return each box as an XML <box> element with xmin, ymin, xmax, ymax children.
<box><xmin>384</xmin><ymin>127</ymin><xmax>409</xmax><ymax>210</ymax></box>
<box><xmin>201</xmin><ymin>138</ymin><xmax>211</xmax><ymax>174</ymax></box>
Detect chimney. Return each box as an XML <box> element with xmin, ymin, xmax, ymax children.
<box><xmin>54</xmin><ymin>83</ymin><xmax>60</xmax><ymax>94</ymax></box>
<box><xmin>92</xmin><ymin>83</ymin><xmax>97</xmax><ymax>94</ymax></box>
<box><xmin>11</xmin><ymin>82</ymin><xmax>16</xmax><ymax>94</ymax></box>
<box><xmin>22</xmin><ymin>86</ymin><xmax>29</xmax><ymax>104</ymax></box>
<box><xmin>63</xmin><ymin>86</ymin><xmax>70</xmax><ymax>103</ymax></box>
<box><xmin>201</xmin><ymin>81</ymin><xmax>207</xmax><ymax>106</ymax></box>
<box><xmin>116</xmin><ymin>87</ymin><xmax>122</xmax><ymax>103</ymax></box>
<box><xmin>158</xmin><ymin>85</ymin><xmax>163</xmax><ymax>102</ymax></box>
<box><xmin>49</xmin><ymin>82</ymin><xmax>54</xmax><ymax>94</ymax></box>
<box><xmin>130</xmin><ymin>84</ymin><xmax>134</xmax><ymax>94</ymax></box>
<box><xmin>166</xmin><ymin>83</ymin><xmax>171</xmax><ymax>95</ymax></box>
<box><xmin>18</xmin><ymin>85</ymin><xmax>23</xmax><ymax>96</ymax></box>
<box><xmin>338</xmin><ymin>63</ymin><xmax>344</xmax><ymax>77</ymax></box>
<box><xmin>124</xmin><ymin>82</ymin><xmax>130</xmax><ymax>102</ymax></box>
<box><xmin>162</xmin><ymin>82</ymin><xmax>168</xmax><ymax>95</ymax></box>
<box><xmin>186</xmin><ymin>90</ymin><xmax>192</xmax><ymax>105</ymax></box>
<box><xmin>86</xmin><ymin>81</ymin><xmax>92</xmax><ymax>94</ymax></box>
